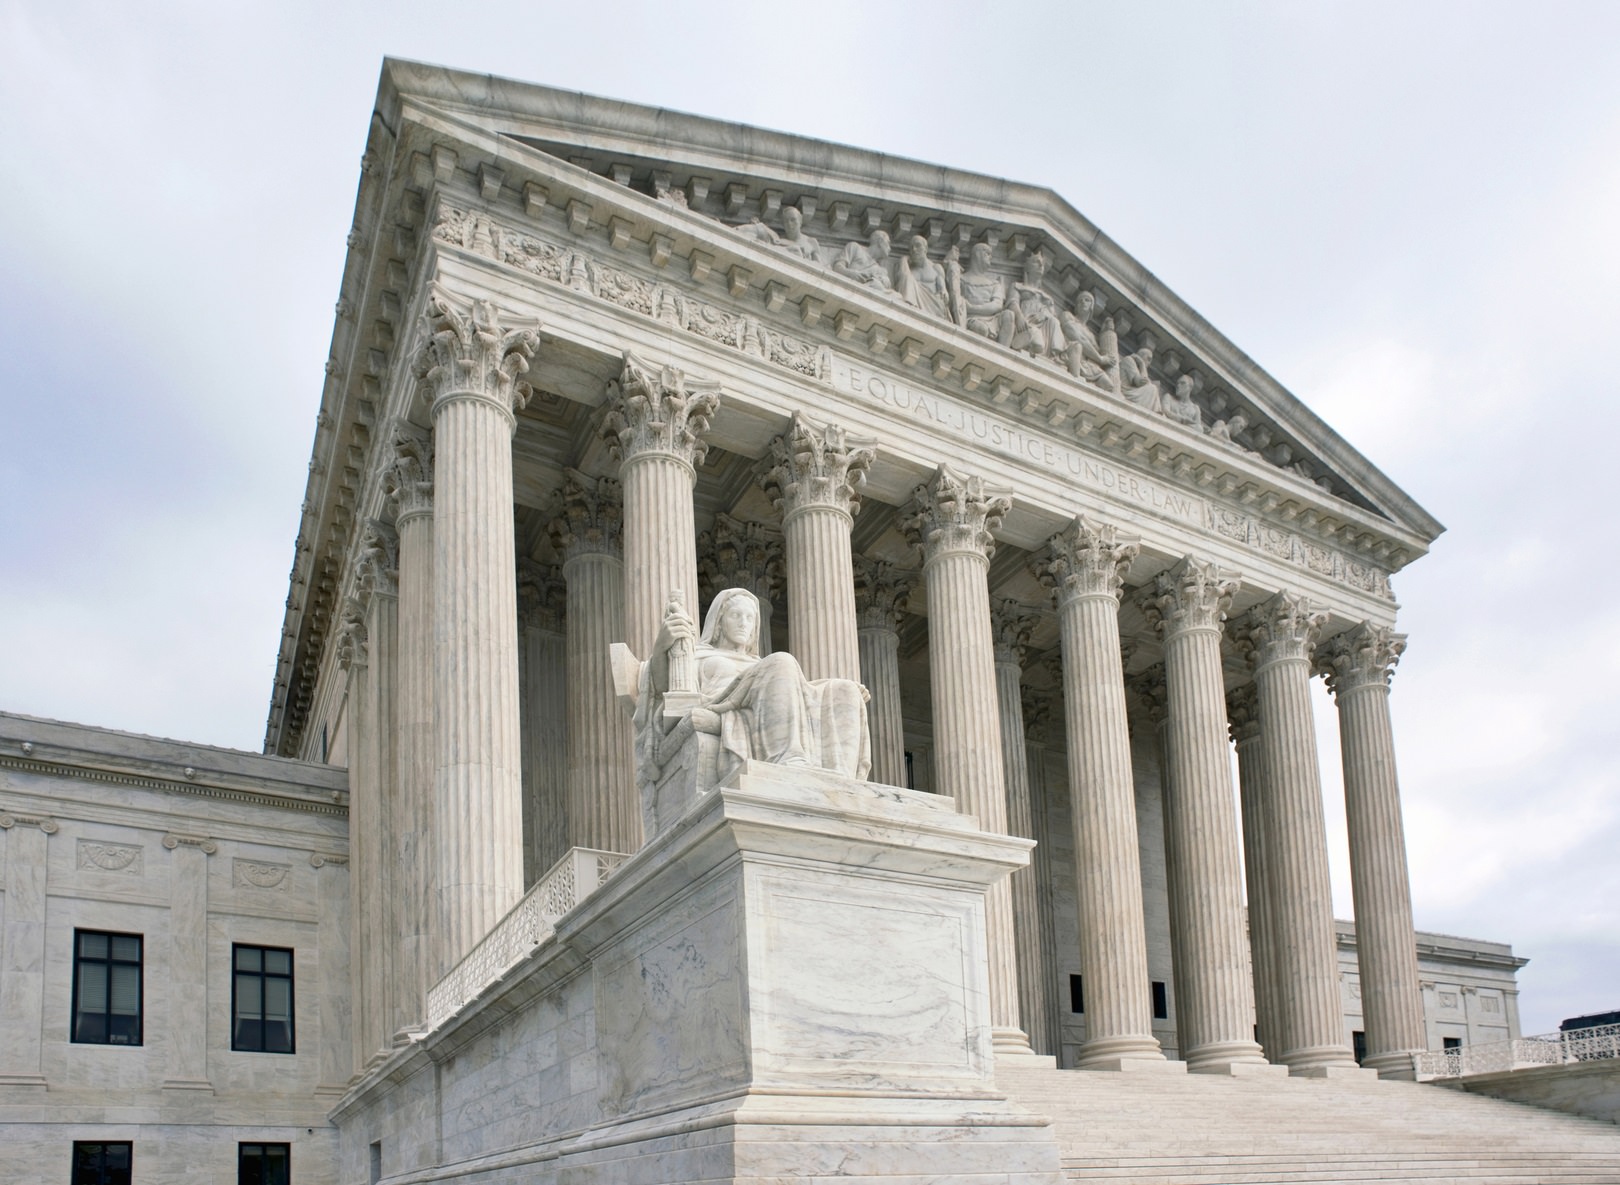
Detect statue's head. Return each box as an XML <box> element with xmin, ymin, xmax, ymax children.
<box><xmin>1176</xmin><ymin>374</ymin><xmax>1195</xmax><ymax>398</ymax></box>
<box><xmin>701</xmin><ymin>587</ymin><xmax>761</xmax><ymax>655</ymax></box>
<box><xmin>1075</xmin><ymin>289</ymin><xmax>1096</xmax><ymax>318</ymax></box>
<box><xmin>1023</xmin><ymin>250</ymin><xmax>1049</xmax><ymax>284</ymax></box>
<box><xmin>909</xmin><ymin>234</ymin><xmax>929</xmax><ymax>263</ymax></box>
<box><xmin>783</xmin><ymin>206</ymin><xmax>803</xmax><ymax>235</ymax></box>
<box><xmin>970</xmin><ymin>241</ymin><xmax>993</xmax><ymax>270</ymax></box>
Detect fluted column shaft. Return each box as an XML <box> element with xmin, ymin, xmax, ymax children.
<box><xmin>855</xmin><ymin>558</ymin><xmax>914</xmax><ymax>789</ymax></box>
<box><xmin>1143</xmin><ymin>558</ymin><xmax>1267</xmax><ymax>1071</ymax></box>
<box><xmin>764</xmin><ymin>414</ymin><xmax>874</xmax><ymax>684</ymax></box>
<box><xmin>1243</xmin><ymin>592</ymin><xmax>1354</xmax><ymax>1072</ymax></box>
<box><xmin>1039</xmin><ymin>519</ymin><xmax>1165</xmax><ymax>1068</ymax></box>
<box><xmin>907</xmin><ymin>467</ymin><xmax>1031</xmax><ymax>1055</ymax></box>
<box><xmin>565</xmin><ymin>559</ymin><xmax>636</xmax><ymax>850</ymax></box>
<box><xmin>1321</xmin><ymin>624</ymin><xmax>1426</xmax><ymax>1077</ymax></box>
<box><xmin>361</xmin><ymin>573</ymin><xmax>399</xmax><ymax>1060</ymax></box>
<box><xmin>1022</xmin><ymin>697</ymin><xmax>1061</xmax><ymax>1057</ymax></box>
<box><xmin>604</xmin><ymin>354</ymin><xmax>719</xmax><ymax>659</ymax></box>
<box><xmin>518</xmin><ymin>563</ymin><xmax>567</xmax><ymax>880</ymax></box>
<box><xmin>388</xmin><ymin>444</ymin><xmax>434</xmax><ymax>1035</ymax></box>
<box><xmin>1229</xmin><ymin>685</ymin><xmax>1283</xmax><ymax>1062</ymax></box>
<box><xmin>417</xmin><ymin>290</ymin><xmax>538</xmax><ymax>975</ymax></box>
<box><xmin>338</xmin><ymin>616</ymin><xmax>381</xmax><ymax>1066</ymax></box>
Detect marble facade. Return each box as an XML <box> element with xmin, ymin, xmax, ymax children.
<box><xmin>3</xmin><ymin>56</ymin><xmax>1579</xmax><ymax>1185</ymax></box>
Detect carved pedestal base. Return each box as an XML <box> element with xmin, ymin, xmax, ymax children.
<box><xmin>333</xmin><ymin>762</ymin><xmax>1060</xmax><ymax>1185</ymax></box>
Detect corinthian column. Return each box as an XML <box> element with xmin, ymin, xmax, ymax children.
<box><xmin>1227</xmin><ymin>683</ymin><xmax>1283</xmax><ymax>1062</ymax></box>
<box><xmin>414</xmin><ymin>288</ymin><xmax>538</xmax><ymax>973</ymax></box>
<box><xmin>1020</xmin><ymin>685</ymin><xmax>1061</xmax><ymax>1056</ymax></box>
<box><xmin>383</xmin><ymin>426</ymin><xmax>433</xmax><ymax>1035</ymax></box>
<box><xmin>356</xmin><ymin>522</ymin><xmax>399</xmax><ymax>1061</ymax></box>
<box><xmin>905</xmin><ymin>466</ymin><xmax>1032</xmax><ymax>1057</ymax></box>
<box><xmin>550</xmin><ymin>470</ymin><xmax>638</xmax><ymax>854</ymax></box>
<box><xmin>1139</xmin><ymin>558</ymin><xmax>1270</xmax><ymax>1073</ymax></box>
<box><xmin>1037</xmin><ymin>519</ymin><xmax>1171</xmax><ymax>1070</ymax></box>
<box><xmin>699</xmin><ymin>514</ymin><xmax>783</xmax><ymax>656</ymax></box>
<box><xmin>1318</xmin><ymin>623</ymin><xmax>1426</xmax><ymax>1078</ymax></box>
<box><xmin>853</xmin><ymin>557</ymin><xmax>914</xmax><ymax>788</ymax></box>
<box><xmin>336</xmin><ymin>604</ymin><xmax>380</xmax><ymax>1065</ymax></box>
<box><xmin>761</xmin><ymin>413</ymin><xmax>875</xmax><ymax>684</ymax></box>
<box><xmin>990</xmin><ymin>600</ymin><xmax>1055</xmax><ymax>1064</ymax></box>
<box><xmin>1237</xmin><ymin>592</ymin><xmax>1356</xmax><ymax>1074</ymax></box>
<box><xmin>603</xmin><ymin>353</ymin><xmax>720</xmax><ymax>659</ymax></box>
<box><xmin>517</xmin><ymin>561</ymin><xmax>567</xmax><ymax>879</ymax></box>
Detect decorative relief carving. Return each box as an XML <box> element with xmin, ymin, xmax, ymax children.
<box><xmin>77</xmin><ymin>840</ymin><xmax>144</xmax><ymax>875</ymax></box>
<box><xmin>336</xmin><ymin>600</ymin><xmax>368</xmax><ymax>671</ymax></box>
<box><xmin>517</xmin><ymin>561</ymin><xmax>566</xmax><ymax>633</ymax></box>
<box><xmin>357</xmin><ymin>520</ymin><xmax>399</xmax><ymax>600</ymax></box>
<box><xmin>162</xmin><ymin>833</ymin><xmax>218</xmax><ymax>854</ymax></box>
<box><xmin>1036</xmin><ymin>516</ymin><xmax>1140</xmax><ymax>605</ymax></box>
<box><xmin>308</xmin><ymin>852</ymin><xmax>349</xmax><ymax>868</ymax></box>
<box><xmin>234</xmin><ymin>858</ymin><xmax>290</xmax><ymax>891</ymax></box>
<box><xmin>1225</xmin><ymin>683</ymin><xmax>1261</xmax><ymax>746</ymax></box>
<box><xmin>603</xmin><ymin>353</ymin><xmax>721</xmax><ymax>467</ymax></box>
<box><xmin>0</xmin><ymin>812</ymin><xmax>59</xmax><ymax>833</ymax></box>
<box><xmin>759</xmin><ymin>413</ymin><xmax>876</xmax><ymax>518</ymax></box>
<box><xmin>1126</xmin><ymin>663</ymin><xmax>1171</xmax><ymax>727</ymax></box>
<box><xmin>1139</xmin><ymin>557</ymin><xmax>1240</xmax><ymax>638</ymax></box>
<box><xmin>384</xmin><ymin>424</ymin><xmax>435</xmax><ymax>522</ymax></box>
<box><xmin>412</xmin><ymin>285</ymin><xmax>541</xmax><ymax>415</ymax></box>
<box><xmin>852</xmin><ymin>557</ymin><xmax>916</xmax><ymax>633</ymax></box>
<box><xmin>903</xmin><ymin>466</ymin><xmax>1010</xmax><ymax>563</ymax></box>
<box><xmin>1315</xmin><ymin>621</ymin><xmax>1406</xmax><ymax>696</ymax></box>
<box><xmin>1021</xmin><ymin>683</ymin><xmax>1055</xmax><ymax>746</ymax></box>
<box><xmin>427</xmin><ymin>200</ymin><xmax>1389</xmax><ymax>600</ymax></box>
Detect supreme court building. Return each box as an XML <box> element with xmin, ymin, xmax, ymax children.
<box><xmin>9</xmin><ymin>58</ymin><xmax>1619</xmax><ymax>1185</ymax></box>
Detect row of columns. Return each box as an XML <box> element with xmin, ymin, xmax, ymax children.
<box><xmin>344</xmin><ymin>286</ymin><xmax>1423</xmax><ymax>1079</ymax></box>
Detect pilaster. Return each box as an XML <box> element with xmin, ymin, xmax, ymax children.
<box><xmin>0</xmin><ymin>812</ymin><xmax>56</xmax><ymax>1088</ymax></box>
<box><xmin>161</xmin><ymin>832</ymin><xmax>217</xmax><ymax>1091</ymax></box>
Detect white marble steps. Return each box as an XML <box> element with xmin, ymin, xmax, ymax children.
<box><xmin>996</xmin><ymin>1063</ymin><xmax>1620</xmax><ymax>1184</ymax></box>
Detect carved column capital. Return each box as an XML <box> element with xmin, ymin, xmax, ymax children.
<box><xmin>1020</xmin><ymin>684</ymin><xmax>1055</xmax><ymax>746</ymax></box>
<box><xmin>698</xmin><ymin>514</ymin><xmax>783</xmax><ymax>604</ymax></box>
<box><xmin>357</xmin><ymin>520</ymin><xmax>399</xmax><ymax>601</ymax></box>
<box><xmin>162</xmin><ymin>833</ymin><xmax>218</xmax><ymax>854</ymax></box>
<box><xmin>602</xmin><ymin>351</ymin><xmax>720</xmax><ymax>469</ymax></box>
<box><xmin>1035</xmin><ymin>516</ymin><xmax>1140</xmax><ymax>606</ymax></box>
<box><xmin>1127</xmin><ymin>662</ymin><xmax>1171</xmax><ymax>726</ymax></box>
<box><xmin>1139</xmin><ymin>556</ymin><xmax>1240</xmax><ymax>639</ymax></box>
<box><xmin>337</xmin><ymin>600</ymin><xmax>368</xmax><ymax>671</ymax></box>
<box><xmin>760</xmin><ymin>413</ymin><xmax>876</xmax><ymax>521</ymax></box>
<box><xmin>517</xmin><ymin>561</ymin><xmax>566</xmax><ymax>633</ymax></box>
<box><xmin>853</xmin><ymin>557</ymin><xmax>916</xmax><ymax>632</ymax></box>
<box><xmin>549</xmin><ymin>469</ymin><xmax>623</xmax><ymax>561</ymax></box>
<box><xmin>384</xmin><ymin>426</ymin><xmax>435</xmax><ymax>522</ymax></box>
<box><xmin>1316</xmin><ymin>622</ymin><xmax>1407</xmax><ymax>696</ymax></box>
<box><xmin>990</xmin><ymin>599</ymin><xmax>1041</xmax><ymax>668</ymax></box>
<box><xmin>412</xmin><ymin>285</ymin><xmax>540</xmax><ymax>419</ymax></box>
<box><xmin>1234</xmin><ymin>590</ymin><xmax>1325</xmax><ymax>670</ymax></box>
<box><xmin>0</xmin><ymin>812</ymin><xmax>59</xmax><ymax>834</ymax></box>
<box><xmin>903</xmin><ymin>466</ymin><xmax>1011</xmax><ymax>564</ymax></box>
<box><xmin>1226</xmin><ymin>682</ymin><xmax>1261</xmax><ymax>745</ymax></box>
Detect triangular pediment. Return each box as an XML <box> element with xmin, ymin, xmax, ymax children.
<box><xmin>375</xmin><ymin>58</ymin><xmax>1441</xmax><ymax>554</ymax></box>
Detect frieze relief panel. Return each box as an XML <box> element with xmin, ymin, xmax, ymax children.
<box><xmin>234</xmin><ymin>858</ymin><xmax>292</xmax><ymax>892</ymax></box>
<box><xmin>430</xmin><ymin>200</ymin><xmax>1391</xmax><ymax>602</ymax></box>
<box><xmin>76</xmin><ymin>839</ymin><xmax>144</xmax><ymax>876</ymax></box>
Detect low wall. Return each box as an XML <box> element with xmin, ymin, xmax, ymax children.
<box><xmin>1444</xmin><ymin>1059</ymin><xmax>1620</xmax><ymax>1125</ymax></box>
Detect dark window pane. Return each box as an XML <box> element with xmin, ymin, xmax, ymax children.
<box><xmin>233</xmin><ymin>945</ymin><xmax>295</xmax><ymax>1053</ymax></box>
<box><xmin>111</xmin><ymin>935</ymin><xmax>140</xmax><ymax>962</ymax></box>
<box><xmin>73</xmin><ymin>930</ymin><xmax>142</xmax><ymax>1047</ymax></box>
<box><xmin>265</xmin><ymin>949</ymin><xmax>291</xmax><ymax>975</ymax></box>
<box><xmin>236</xmin><ymin>947</ymin><xmax>261</xmax><ymax>972</ymax></box>
<box><xmin>1069</xmin><ymin>974</ymin><xmax>1084</xmax><ymax>1014</ymax></box>
<box><xmin>80</xmin><ymin>933</ymin><xmax>107</xmax><ymax>959</ymax></box>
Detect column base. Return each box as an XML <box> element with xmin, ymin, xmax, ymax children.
<box><xmin>1363</xmin><ymin>1049</ymin><xmax>1420</xmax><ymax>1080</ymax></box>
<box><xmin>992</xmin><ymin>1027</ymin><xmax>1042</xmax><ymax>1060</ymax></box>
<box><xmin>1075</xmin><ymin>1055</ymin><xmax>1188</xmax><ymax>1074</ymax></box>
<box><xmin>1280</xmin><ymin>1043</ymin><xmax>1364</xmax><ymax>1077</ymax></box>
<box><xmin>1185</xmin><ymin>1041</ymin><xmax>1286</xmax><ymax>1078</ymax></box>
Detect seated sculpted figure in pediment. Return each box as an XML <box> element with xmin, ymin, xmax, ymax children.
<box><xmin>614</xmin><ymin>588</ymin><xmax>872</xmax><ymax>837</ymax></box>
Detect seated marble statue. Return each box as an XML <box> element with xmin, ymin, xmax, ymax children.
<box><xmin>1119</xmin><ymin>344</ymin><xmax>1163</xmax><ymax>414</ymax></box>
<box><xmin>772</xmin><ymin>206</ymin><xmax>823</xmax><ymax>262</ymax></box>
<box><xmin>957</xmin><ymin>242</ymin><xmax>1015</xmax><ymax>341</ymax></box>
<box><xmin>833</xmin><ymin>230</ymin><xmax>894</xmax><ymax>292</ymax></box>
<box><xmin>1007</xmin><ymin>250</ymin><xmax>1067</xmax><ymax>360</ymax></box>
<box><xmin>1061</xmin><ymin>291</ymin><xmax>1120</xmax><ymax>390</ymax></box>
<box><xmin>1162</xmin><ymin>375</ymin><xmax>1205</xmax><ymax>432</ymax></box>
<box><xmin>622</xmin><ymin>588</ymin><xmax>872</xmax><ymax>833</ymax></box>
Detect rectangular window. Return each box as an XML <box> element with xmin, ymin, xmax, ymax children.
<box><xmin>1069</xmin><ymin>974</ymin><xmax>1084</xmax><ymax>1014</ymax></box>
<box><xmin>1442</xmin><ymin>1036</ymin><xmax>1462</xmax><ymax>1051</ymax></box>
<box><xmin>239</xmin><ymin>1142</ymin><xmax>290</xmax><ymax>1185</ymax></box>
<box><xmin>72</xmin><ymin>930</ymin><xmax>143</xmax><ymax>1046</ymax></box>
<box><xmin>72</xmin><ymin>1141</ymin><xmax>132</xmax><ymax>1185</ymax></box>
<box><xmin>233</xmin><ymin>945</ymin><xmax>296</xmax><ymax>1053</ymax></box>
<box><xmin>1352</xmin><ymin>1029</ymin><xmax>1367</xmax><ymax>1064</ymax></box>
<box><xmin>1151</xmin><ymin>980</ymin><xmax>1168</xmax><ymax>1021</ymax></box>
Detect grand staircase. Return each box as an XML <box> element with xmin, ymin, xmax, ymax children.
<box><xmin>997</xmin><ymin>1063</ymin><xmax>1620</xmax><ymax>1184</ymax></box>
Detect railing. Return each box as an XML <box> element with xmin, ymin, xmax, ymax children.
<box><xmin>425</xmin><ymin>847</ymin><xmax>629</xmax><ymax>1030</ymax></box>
<box><xmin>1414</xmin><ymin>1022</ymin><xmax>1620</xmax><ymax>1080</ymax></box>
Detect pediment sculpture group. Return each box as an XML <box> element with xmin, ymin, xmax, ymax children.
<box><xmin>657</xmin><ymin>183</ymin><xmax>1255</xmax><ymax>451</ymax></box>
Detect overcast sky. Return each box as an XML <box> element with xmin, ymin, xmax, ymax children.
<box><xmin>2</xmin><ymin>2</ymin><xmax>1617</xmax><ymax>1035</ymax></box>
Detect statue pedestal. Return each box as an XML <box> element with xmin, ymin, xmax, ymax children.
<box><xmin>563</xmin><ymin>761</ymin><xmax>1062</xmax><ymax>1184</ymax></box>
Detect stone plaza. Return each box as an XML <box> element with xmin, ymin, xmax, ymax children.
<box><xmin>4</xmin><ymin>58</ymin><xmax>1620</xmax><ymax>1184</ymax></box>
